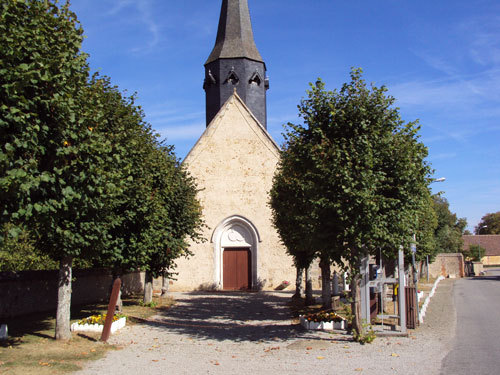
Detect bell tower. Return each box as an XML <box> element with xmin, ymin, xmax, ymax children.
<box><xmin>204</xmin><ymin>0</ymin><xmax>269</xmax><ymax>128</ymax></box>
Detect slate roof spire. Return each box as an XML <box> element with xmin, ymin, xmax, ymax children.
<box><xmin>204</xmin><ymin>0</ymin><xmax>269</xmax><ymax>128</ymax></box>
<box><xmin>205</xmin><ymin>0</ymin><xmax>264</xmax><ymax>65</ymax></box>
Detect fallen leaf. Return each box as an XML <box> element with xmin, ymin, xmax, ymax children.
<box><xmin>152</xmin><ymin>360</ymin><xmax>159</xmax><ymax>362</ymax></box>
<box><xmin>90</xmin><ymin>349</ymin><xmax>96</xmax><ymax>352</ymax></box>
<box><xmin>232</xmin><ymin>356</ymin><xmax>237</xmax><ymax>358</ymax></box>
<box><xmin>391</xmin><ymin>353</ymin><xmax>400</xmax><ymax>357</ymax></box>
<box><xmin>214</xmin><ymin>361</ymin><xmax>220</xmax><ymax>366</ymax></box>
<box><xmin>0</xmin><ymin>361</ymin><xmax>5</xmax><ymax>366</ymax></box>
<box><xmin>354</xmin><ymin>368</ymin><xmax>363</xmax><ymax>372</ymax></box>
<box><xmin>39</xmin><ymin>362</ymin><xmax>50</xmax><ymax>366</ymax></box>
<box><xmin>306</xmin><ymin>346</ymin><xmax>313</xmax><ymax>350</ymax></box>
<box><xmin>343</xmin><ymin>345</ymin><xmax>350</xmax><ymax>349</ymax></box>
<box><xmin>81</xmin><ymin>352</ymin><xmax>88</xmax><ymax>356</ymax></box>
<box><xmin>317</xmin><ymin>356</ymin><xmax>325</xmax><ymax>360</ymax></box>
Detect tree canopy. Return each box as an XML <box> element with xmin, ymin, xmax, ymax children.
<box><xmin>476</xmin><ymin>212</ymin><xmax>500</xmax><ymax>234</ymax></box>
<box><xmin>1</xmin><ymin>0</ymin><xmax>203</xmax><ymax>339</ymax></box>
<box><xmin>270</xmin><ymin>69</ymin><xmax>432</xmax><ymax>337</ymax></box>
<box><xmin>432</xmin><ymin>195</ymin><xmax>467</xmax><ymax>253</ymax></box>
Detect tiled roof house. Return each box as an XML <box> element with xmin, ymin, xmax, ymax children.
<box><xmin>462</xmin><ymin>235</ymin><xmax>500</xmax><ymax>265</ymax></box>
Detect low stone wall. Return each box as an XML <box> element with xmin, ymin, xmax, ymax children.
<box><xmin>429</xmin><ymin>253</ymin><xmax>464</xmax><ymax>278</ymax></box>
<box><xmin>0</xmin><ymin>269</ymin><xmax>144</xmax><ymax>319</ymax></box>
<box><xmin>483</xmin><ymin>256</ymin><xmax>500</xmax><ymax>266</ymax></box>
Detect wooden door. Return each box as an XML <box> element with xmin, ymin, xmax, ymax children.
<box><xmin>223</xmin><ymin>248</ymin><xmax>251</xmax><ymax>290</ymax></box>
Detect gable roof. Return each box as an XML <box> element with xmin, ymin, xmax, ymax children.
<box><xmin>183</xmin><ymin>92</ymin><xmax>280</xmax><ymax>164</ymax></box>
<box><xmin>462</xmin><ymin>235</ymin><xmax>500</xmax><ymax>257</ymax></box>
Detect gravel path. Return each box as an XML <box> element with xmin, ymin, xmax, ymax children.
<box><xmin>74</xmin><ymin>280</ymin><xmax>455</xmax><ymax>375</ymax></box>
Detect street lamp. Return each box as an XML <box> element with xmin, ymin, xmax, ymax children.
<box><xmin>423</xmin><ymin>177</ymin><xmax>446</xmax><ymax>282</ymax></box>
<box><xmin>414</xmin><ymin>176</ymin><xmax>446</xmax><ymax>323</ymax></box>
<box><xmin>477</xmin><ymin>225</ymin><xmax>487</xmax><ymax>262</ymax></box>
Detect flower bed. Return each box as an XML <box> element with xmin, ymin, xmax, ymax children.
<box><xmin>300</xmin><ymin>311</ymin><xmax>347</xmax><ymax>331</ymax></box>
<box><xmin>71</xmin><ymin>314</ymin><xmax>126</xmax><ymax>334</ymax></box>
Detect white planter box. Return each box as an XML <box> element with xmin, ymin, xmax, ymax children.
<box><xmin>71</xmin><ymin>316</ymin><xmax>126</xmax><ymax>334</ymax></box>
<box><xmin>300</xmin><ymin>316</ymin><xmax>346</xmax><ymax>331</ymax></box>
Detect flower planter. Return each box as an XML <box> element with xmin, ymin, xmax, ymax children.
<box><xmin>71</xmin><ymin>316</ymin><xmax>126</xmax><ymax>334</ymax></box>
<box><xmin>299</xmin><ymin>315</ymin><xmax>346</xmax><ymax>331</ymax></box>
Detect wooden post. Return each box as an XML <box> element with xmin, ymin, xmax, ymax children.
<box><xmin>101</xmin><ymin>278</ymin><xmax>121</xmax><ymax>342</ymax></box>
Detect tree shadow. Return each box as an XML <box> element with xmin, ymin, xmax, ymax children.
<box><xmin>134</xmin><ymin>291</ymin><xmax>317</xmax><ymax>342</ymax></box>
<box><xmin>466</xmin><ymin>275</ymin><xmax>500</xmax><ymax>282</ymax></box>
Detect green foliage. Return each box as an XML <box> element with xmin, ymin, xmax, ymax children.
<box><xmin>432</xmin><ymin>195</ymin><xmax>467</xmax><ymax>253</ymax></box>
<box><xmin>272</xmin><ymin>69</ymin><xmax>431</xmax><ymax>271</ymax></box>
<box><xmin>0</xmin><ymin>223</ymin><xmax>58</xmax><ymax>271</ymax></box>
<box><xmin>476</xmin><ymin>212</ymin><xmax>500</xmax><ymax>234</ymax></box>
<box><xmin>0</xmin><ymin>0</ymin><xmax>113</xmax><ymax>261</ymax></box>
<box><xmin>0</xmin><ymin>0</ymin><xmax>204</xmax><ymax>338</ymax></box>
<box><xmin>352</xmin><ymin>320</ymin><xmax>376</xmax><ymax>344</ymax></box>
<box><xmin>414</xmin><ymin>191</ymin><xmax>438</xmax><ymax>262</ymax></box>
<box><xmin>464</xmin><ymin>244</ymin><xmax>485</xmax><ymax>261</ymax></box>
<box><xmin>139</xmin><ymin>300</ymin><xmax>158</xmax><ymax>308</ymax></box>
<box><xmin>83</xmin><ymin>76</ymin><xmax>204</xmax><ymax>279</ymax></box>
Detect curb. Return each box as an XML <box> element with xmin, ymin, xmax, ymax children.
<box><xmin>419</xmin><ymin>276</ymin><xmax>445</xmax><ymax>324</ymax></box>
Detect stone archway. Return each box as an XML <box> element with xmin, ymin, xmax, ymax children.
<box><xmin>211</xmin><ymin>215</ymin><xmax>261</xmax><ymax>290</ymax></box>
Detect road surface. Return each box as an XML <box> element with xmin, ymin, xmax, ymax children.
<box><xmin>440</xmin><ymin>268</ymin><xmax>500</xmax><ymax>375</ymax></box>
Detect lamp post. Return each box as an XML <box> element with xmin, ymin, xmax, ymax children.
<box><xmin>477</xmin><ymin>225</ymin><xmax>487</xmax><ymax>262</ymax></box>
<box><xmin>414</xmin><ymin>177</ymin><xmax>446</xmax><ymax>321</ymax></box>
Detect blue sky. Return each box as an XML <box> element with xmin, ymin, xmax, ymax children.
<box><xmin>69</xmin><ymin>0</ymin><xmax>500</xmax><ymax>231</ymax></box>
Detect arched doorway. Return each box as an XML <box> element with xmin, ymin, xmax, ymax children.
<box><xmin>211</xmin><ymin>215</ymin><xmax>260</xmax><ymax>290</ymax></box>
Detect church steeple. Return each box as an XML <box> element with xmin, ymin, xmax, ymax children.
<box><xmin>204</xmin><ymin>0</ymin><xmax>269</xmax><ymax>128</ymax></box>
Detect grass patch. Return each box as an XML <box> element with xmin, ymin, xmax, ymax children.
<box><xmin>0</xmin><ymin>294</ymin><xmax>175</xmax><ymax>375</ymax></box>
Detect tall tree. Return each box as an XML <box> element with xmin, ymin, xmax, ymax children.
<box><xmin>476</xmin><ymin>212</ymin><xmax>500</xmax><ymax>234</ymax></box>
<box><xmin>83</xmin><ymin>77</ymin><xmax>204</xmax><ymax>304</ymax></box>
<box><xmin>270</xmin><ymin>131</ymin><xmax>317</xmax><ymax>305</ymax></box>
<box><xmin>1</xmin><ymin>1</ymin><xmax>203</xmax><ymax>339</ymax></box>
<box><xmin>432</xmin><ymin>195</ymin><xmax>467</xmax><ymax>253</ymax></box>
<box><xmin>271</xmin><ymin>69</ymin><xmax>431</xmax><ymax>339</ymax></box>
<box><xmin>0</xmin><ymin>0</ymin><xmax>119</xmax><ymax>340</ymax></box>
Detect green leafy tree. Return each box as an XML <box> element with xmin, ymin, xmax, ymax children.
<box><xmin>0</xmin><ymin>224</ymin><xmax>58</xmax><ymax>271</ymax></box>
<box><xmin>271</xmin><ymin>70</ymin><xmax>431</xmax><ymax>338</ymax></box>
<box><xmin>432</xmin><ymin>195</ymin><xmax>467</xmax><ymax>253</ymax></box>
<box><xmin>476</xmin><ymin>212</ymin><xmax>500</xmax><ymax>234</ymax></box>
<box><xmin>0</xmin><ymin>0</ymin><xmax>123</xmax><ymax>340</ymax></box>
<box><xmin>464</xmin><ymin>244</ymin><xmax>485</xmax><ymax>261</ymax></box>
<box><xmin>414</xmin><ymin>191</ymin><xmax>438</xmax><ymax>262</ymax></box>
<box><xmin>1</xmin><ymin>1</ymin><xmax>203</xmax><ymax>340</ymax></box>
<box><xmin>82</xmin><ymin>77</ymin><xmax>204</xmax><ymax>304</ymax></box>
<box><xmin>270</xmin><ymin>135</ymin><xmax>317</xmax><ymax>305</ymax></box>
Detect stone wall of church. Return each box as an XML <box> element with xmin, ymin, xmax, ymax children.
<box><xmin>169</xmin><ymin>96</ymin><xmax>296</xmax><ymax>291</ymax></box>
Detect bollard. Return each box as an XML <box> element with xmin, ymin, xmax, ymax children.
<box><xmin>101</xmin><ymin>278</ymin><xmax>122</xmax><ymax>342</ymax></box>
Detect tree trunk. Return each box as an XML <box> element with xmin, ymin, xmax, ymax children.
<box><xmin>55</xmin><ymin>256</ymin><xmax>73</xmax><ymax>340</ymax></box>
<box><xmin>143</xmin><ymin>271</ymin><xmax>153</xmax><ymax>304</ymax></box>
<box><xmin>305</xmin><ymin>263</ymin><xmax>314</xmax><ymax>306</ymax></box>
<box><xmin>320</xmin><ymin>257</ymin><xmax>332</xmax><ymax>309</ymax></box>
<box><xmin>351</xmin><ymin>271</ymin><xmax>363</xmax><ymax>338</ymax></box>
<box><xmin>161</xmin><ymin>273</ymin><xmax>169</xmax><ymax>296</ymax></box>
<box><xmin>292</xmin><ymin>266</ymin><xmax>304</xmax><ymax>299</ymax></box>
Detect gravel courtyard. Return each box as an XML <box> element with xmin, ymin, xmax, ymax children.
<box><xmin>74</xmin><ymin>280</ymin><xmax>455</xmax><ymax>375</ymax></box>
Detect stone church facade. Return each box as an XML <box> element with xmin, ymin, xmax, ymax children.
<box><xmin>169</xmin><ymin>0</ymin><xmax>296</xmax><ymax>291</ymax></box>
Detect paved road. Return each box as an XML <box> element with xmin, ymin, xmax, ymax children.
<box><xmin>440</xmin><ymin>268</ymin><xmax>500</xmax><ymax>375</ymax></box>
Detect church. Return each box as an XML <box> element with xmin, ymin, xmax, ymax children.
<box><xmin>169</xmin><ymin>0</ymin><xmax>297</xmax><ymax>291</ymax></box>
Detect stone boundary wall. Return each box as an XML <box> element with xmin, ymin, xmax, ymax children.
<box><xmin>428</xmin><ymin>253</ymin><xmax>464</xmax><ymax>279</ymax></box>
<box><xmin>0</xmin><ymin>269</ymin><xmax>144</xmax><ymax>319</ymax></box>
